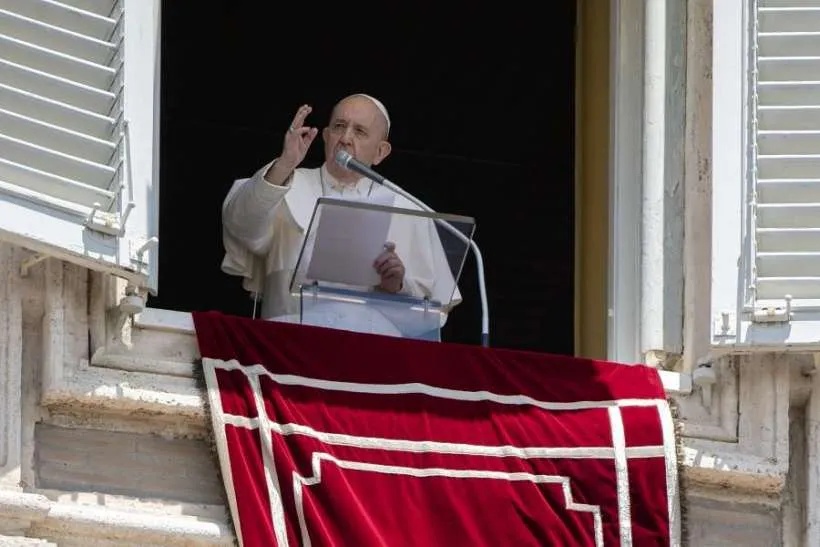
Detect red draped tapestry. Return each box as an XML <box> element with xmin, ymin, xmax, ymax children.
<box><xmin>192</xmin><ymin>311</ymin><xmax>680</xmax><ymax>547</ymax></box>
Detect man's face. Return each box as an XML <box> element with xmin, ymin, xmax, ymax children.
<box><xmin>323</xmin><ymin>96</ymin><xmax>391</xmax><ymax>182</ymax></box>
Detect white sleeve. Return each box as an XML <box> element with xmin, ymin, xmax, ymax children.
<box><xmin>222</xmin><ymin>160</ymin><xmax>290</xmax><ymax>256</ymax></box>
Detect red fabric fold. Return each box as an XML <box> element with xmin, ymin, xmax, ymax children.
<box><xmin>193</xmin><ymin>311</ymin><xmax>677</xmax><ymax>547</ymax></box>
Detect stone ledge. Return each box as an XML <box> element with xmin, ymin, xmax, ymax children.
<box><xmin>41</xmin><ymin>365</ymin><xmax>204</xmax><ymax>422</ymax></box>
<box><xmin>50</xmin><ymin>308</ymin><xmax>696</xmax><ymax>427</ymax></box>
<box><xmin>135</xmin><ymin>308</ymin><xmax>195</xmax><ymax>334</ymax></box>
<box><xmin>136</xmin><ymin>307</ymin><xmax>696</xmax><ymax>395</ymax></box>
<box><xmin>90</xmin><ymin>348</ymin><xmax>196</xmax><ymax>378</ymax></box>
<box><xmin>0</xmin><ymin>490</ymin><xmax>233</xmax><ymax>546</ymax></box>
<box><xmin>0</xmin><ymin>536</ymin><xmax>56</xmax><ymax>546</ymax></box>
<box><xmin>681</xmin><ymin>445</ymin><xmax>786</xmax><ymax>498</ymax></box>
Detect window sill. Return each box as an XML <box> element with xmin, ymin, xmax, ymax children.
<box><xmin>135</xmin><ymin>308</ymin><xmax>693</xmax><ymax>396</ymax></box>
<box><xmin>713</xmin><ymin>319</ymin><xmax>820</xmax><ymax>354</ymax></box>
<box><xmin>135</xmin><ymin>307</ymin><xmax>195</xmax><ymax>334</ymax></box>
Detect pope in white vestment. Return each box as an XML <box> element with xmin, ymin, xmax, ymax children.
<box><xmin>220</xmin><ymin>95</ymin><xmax>462</xmax><ymax>338</ymax></box>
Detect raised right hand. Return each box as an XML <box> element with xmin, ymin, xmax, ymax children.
<box><xmin>279</xmin><ymin>104</ymin><xmax>319</xmax><ymax>172</ymax></box>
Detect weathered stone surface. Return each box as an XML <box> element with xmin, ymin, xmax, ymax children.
<box><xmin>34</xmin><ymin>424</ymin><xmax>225</xmax><ymax>506</ymax></box>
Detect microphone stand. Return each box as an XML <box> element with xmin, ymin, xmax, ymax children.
<box><xmin>378</xmin><ymin>178</ymin><xmax>490</xmax><ymax>348</ymax></box>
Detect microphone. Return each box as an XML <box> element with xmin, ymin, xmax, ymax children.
<box><xmin>335</xmin><ymin>150</ymin><xmax>386</xmax><ymax>184</ymax></box>
<box><xmin>334</xmin><ymin>149</ymin><xmax>491</xmax><ymax>347</ymax></box>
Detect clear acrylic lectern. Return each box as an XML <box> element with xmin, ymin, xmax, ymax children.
<box><xmin>289</xmin><ymin>197</ymin><xmax>475</xmax><ymax>341</ymax></box>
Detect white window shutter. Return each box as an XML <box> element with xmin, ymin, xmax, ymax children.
<box><xmin>0</xmin><ymin>0</ymin><xmax>160</xmax><ymax>292</ymax></box>
<box><xmin>753</xmin><ymin>0</ymin><xmax>820</xmax><ymax>309</ymax></box>
<box><xmin>712</xmin><ymin>0</ymin><xmax>820</xmax><ymax>348</ymax></box>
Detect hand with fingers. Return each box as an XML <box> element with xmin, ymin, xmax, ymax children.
<box><xmin>264</xmin><ymin>104</ymin><xmax>319</xmax><ymax>186</ymax></box>
<box><xmin>374</xmin><ymin>241</ymin><xmax>405</xmax><ymax>293</ymax></box>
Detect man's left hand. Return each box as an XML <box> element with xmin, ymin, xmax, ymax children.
<box><xmin>374</xmin><ymin>241</ymin><xmax>405</xmax><ymax>293</ymax></box>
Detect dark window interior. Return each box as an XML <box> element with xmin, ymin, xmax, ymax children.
<box><xmin>151</xmin><ymin>3</ymin><xmax>577</xmax><ymax>354</ymax></box>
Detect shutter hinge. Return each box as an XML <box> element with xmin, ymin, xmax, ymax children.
<box><xmin>85</xmin><ymin>202</ymin><xmax>123</xmax><ymax>236</ymax></box>
<box><xmin>85</xmin><ymin>200</ymin><xmax>135</xmax><ymax>237</ymax></box>
<box><xmin>751</xmin><ymin>296</ymin><xmax>792</xmax><ymax>324</ymax></box>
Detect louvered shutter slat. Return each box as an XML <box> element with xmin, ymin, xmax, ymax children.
<box><xmin>758</xmin><ymin>155</ymin><xmax>820</xmax><ymax>178</ymax></box>
<box><xmin>0</xmin><ymin>83</ymin><xmax>116</xmax><ymax>139</ymax></box>
<box><xmin>758</xmin><ymin>132</ymin><xmax>820</xmax><ymax>154</ymax></box>
<box><xmin>759</xmin><ymin>105</ymin><xmax>820</xmax><ymax>129</ymax></box>
<box><xmin>755</xmin><ymin>277</ymin><xmax>820</xmax><ymax>298</ymax></box>
<box><xmin>757</xmin><ymin>252</ymin><xmax>820</xmax><ymax>275</ymax></box>
<box><xmin>760</xmin><ymin>57</ymin><xmax>820</xmax><ymax>80</ymax></box>
<box><xmin>759</xmin><ymin>33</ymin><xmax>820</xmax><ymax>56</ymax></box>
<box><xmin>0</xmin><ymin>58</ymin><xmax>116</xmax><ymax>113</ymax></box>
<box><xmin>0</xmin><ymin>132</ymin><xmax>115</xmax><ymax>187</ymax></box>
<box><xmin>0</xmin><ymin>108</ymin><xmax>115</xmax><ymax>162</ymax></box>
<box><xmin>764</xmin><ymin>0</ymin><xmax>820</xmax><ymax>6</ymax></box>
<box><xmin>759</xmin><ymin>7</ymin><xmax>820</xmax><ymax>31</ymax></box>
<box><xmin>757</xmin><ymin>203</ymin><xmax>820</xmax><ymax>227</ymax></box>
<box><xmin>58</xmin><ymin>0</ymin><xmax>116</xmax><ymax>17</ymax></box>
<box><xmin>757</xmin><ymin>179</ymin><xmax>820</xmax><ymax>201</ymax></box>
<box><xmin>0</xmin><ymin>158</ymin><xmax>113</xmax><ymax>207</ymax></box>
<box><xmin>754</xmin><ymin>1</ymin><xmax>820</xmax><ymax>304</ymax></box>
<box><xmin>5</xmin><ymin>0</ymin><xmax>117</xmax><ymax>41</ymax></box>
<box><xmin>758</xmin><ymin>228</ymin><xmax>820</xmax><ymax>252</ymax></box>
<box><xmin>759</xmin><ymin>81</ymin><xmax>820</xmax><ymax>105</ymax></box>
<box><xmin>0</xmin><ymin>9</ymin><xmax>117</xmax><ymax>65</ymax></box>
<box><xmin>0</xmin><ymin>34</ymin><xmax>116</xmax><ymax>90</ymax></box>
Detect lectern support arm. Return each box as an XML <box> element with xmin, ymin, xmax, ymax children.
<box><xmin>381</xmin><ymin>179</ymin><xmax>490</xmax><ymax>348</ymax></box>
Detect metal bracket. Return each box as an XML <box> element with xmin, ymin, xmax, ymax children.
<box><xmin>693</xmin><ymin>358</ymin><xmax>718</xmax><ymax>408</ymax></box>
<box><xmin>751</xmin><ymin>295</ymin><xmax>792</xmax><ymax>323</ymax></box>
<box><xmin>20</xmin><ymin>253</ymin><xmax>49</xmax><ymax>276</ymax></box>
<box><xmin>130</xmin><ymin>237</ymin><xmax>158</xmax><ymax>268</ymax></box>
<box><xmin>713</xmin><ymin>311</ymin><xmax>736</xmax><ymax>340</ymax></box>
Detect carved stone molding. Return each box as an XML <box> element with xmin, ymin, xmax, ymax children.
<box><xmin>679</xmin><ymin>354</ymin><xmax>792</xmax><ymax>497</ymax></box>
<box><xmin>675</xmin><ymin>356</ymin><xmax>739</xmax><ymax>442</ymax></box>
<box><xmin>38</xmin><ymin>269</ymin><xmax>206</xmax><ymax>431</ymax></box>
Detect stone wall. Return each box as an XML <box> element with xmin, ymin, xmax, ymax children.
<box><xmin>0</xmin><ymin>243</ymin><xmax>232</xmax><ymax>545</ymax></box>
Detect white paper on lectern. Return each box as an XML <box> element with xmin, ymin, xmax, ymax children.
<box><xmin>305</xmin><ymin>194</ymin><xmax>395</xmax><ymax>288</ymax></box>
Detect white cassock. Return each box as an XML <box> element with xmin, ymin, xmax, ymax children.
<box><xmin>221</xmin><ymin>160</ymin><xmax>462</xmax><ymax>337</ymax></box>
